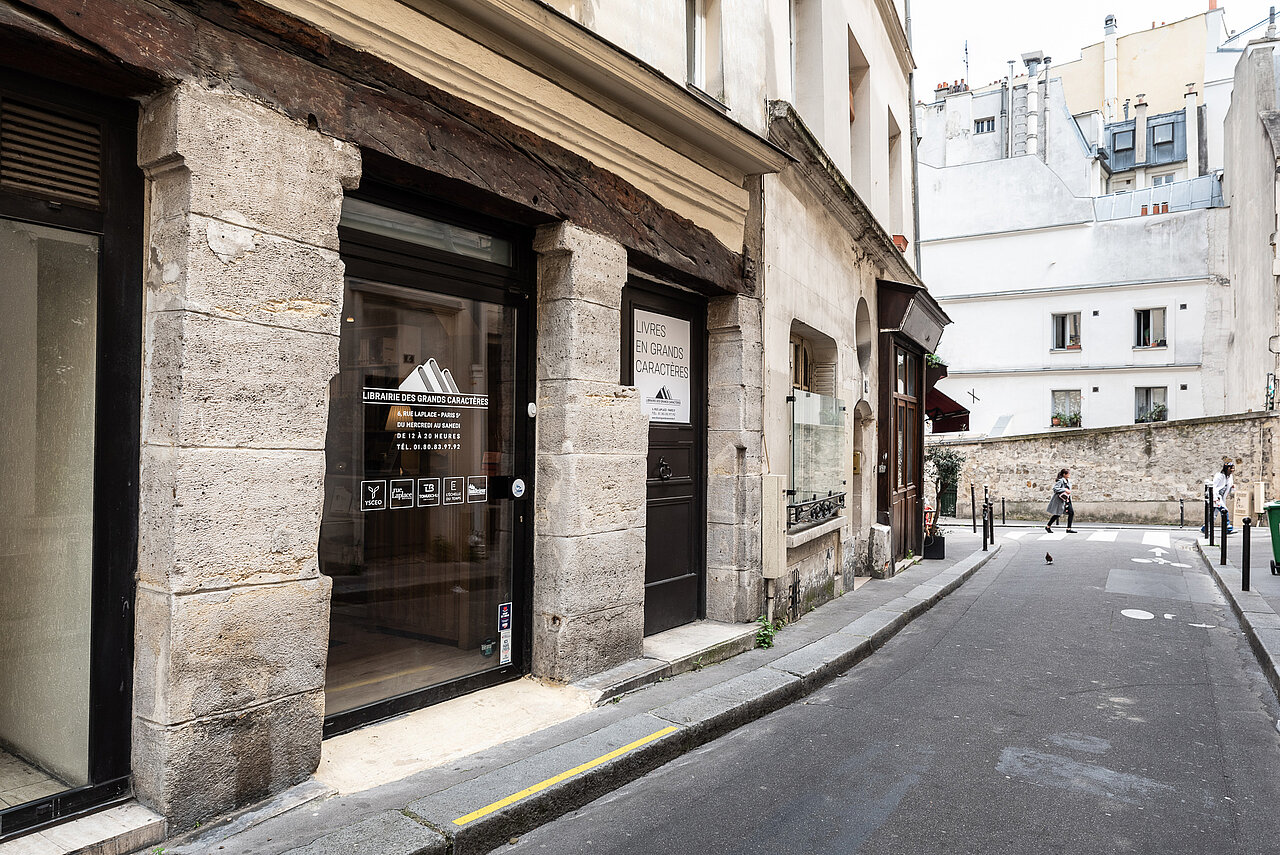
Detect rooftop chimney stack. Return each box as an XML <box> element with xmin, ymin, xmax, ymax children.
<box><xmin>1104</xmin><ymin>15</ymin><xmax>1119</xmax><ymax>120</ymax></box>
<box><xmin>1134</xmin><ymin>95</ymin><xmax>1148</xmax><ymax>165</ymax></box>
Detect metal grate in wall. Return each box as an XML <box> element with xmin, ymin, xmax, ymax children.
<box><xmin>0</xmin><ymin>98</ymin><xmax>101</xmax><ymax>208</ymax></box>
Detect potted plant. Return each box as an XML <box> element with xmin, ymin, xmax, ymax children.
<box><xmin>1063</xmin><ymin>412</ymin><xmax>1081</xmax><ymax>427</ymax></box>
<box><xmin>1149</xmin><ymin>403</ymin><xmax>1168</xmax><ymax>422</ymax></box>
<box><xmin>924</xmin><ymin>446</ymin><xmax>965</xmax><ymax>519</ymax></box>
<box><xmin>1052</xmin><ymin>412</ymin><xmax>1063</xmax><ymax>427</ymax></box>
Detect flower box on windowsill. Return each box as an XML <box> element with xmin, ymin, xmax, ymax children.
<box><xmin>1049</xmin><ymin>346</ymin><xmax>1082</xmax><ymax>353</ymax></box>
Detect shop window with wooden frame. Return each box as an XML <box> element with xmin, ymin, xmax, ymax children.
<box><xmin>788</xmin><ymin>326</ymin><xmax>844</xmax><ymax>530</ymax></box>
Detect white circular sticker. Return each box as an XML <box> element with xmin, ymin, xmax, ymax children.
<box><xmin>511</xmin><ymin>478</ymin><xmax>526</xmax><ymax>498</ymax></box>
<box><xmin>1121</xmin><ymin>608</ymin><xmax>1155</xmax><ymax>620</ymax></box>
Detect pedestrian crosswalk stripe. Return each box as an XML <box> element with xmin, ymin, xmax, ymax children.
<box><xmin>1088</xmin><ymin>530</ymin><xmax>1120</xmax><ymax>542</ymax></box>
<box><xmin>1142</xmin><ymin>531</ymin><xmax>1171</xmax><ymax>548</ymax></box>
<box><xmin>1040</xmin><ymin>532</ymin><xmax>1066</xmax><ymax>541</ymax></box>
<box><xmin>1003</xmin><ymin>531</ymin><xmax>1029</xmax><ymax>540</ymax></box>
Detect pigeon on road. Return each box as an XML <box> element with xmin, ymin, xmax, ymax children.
<box><xmin>1045</xmin><ymin>552</ymin><xmax>1054</xmax><ymax>565</ymax></box>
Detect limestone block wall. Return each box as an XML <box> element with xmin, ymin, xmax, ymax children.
<box><xmin>133</xmin><ymin>82</ymin><xmax>360</xmax><ymax>829</ymax></box>
<box><xmin>706</xmin><ymin>294</ymin><xmax>765</xmax><ymax>622</ymax></box>
<box><xmin>531</xmin><ymin>223</ymin><xmax>648</xmax><ymax>682</ymax></box>
<box><xmin>928</xmin><ymin>413</ymin><xmax>1280</xmax><ymax>525</ymax></box>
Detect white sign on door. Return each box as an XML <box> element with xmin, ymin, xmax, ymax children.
<box><xmin>632</xmin><ymin>308</ymin><xmax>692</xmax><ymax>424</ymax></box>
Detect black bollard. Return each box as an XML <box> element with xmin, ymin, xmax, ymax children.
<box><xmin>1180</xmin><ymin>498</ymin><xmax>1185</xmax><ymax>528</ymax></box>
<box><xmin>1002</xmin><ymin>497</ymin><xmax>1006</xmax><ymax>526</ymax></box>
<box><xmin>1243</xmin><ymin>517</ymin><xmax>1252</xmax><ymax>591</ymax></box>
<box><xmin>971</xmin><ymin>484</ymin><xmax>977</xmax><ymax>533</ymax></box>
<box><xmin>981</xmin><ymin>504</ymin><xmax>989</xmax><ymax>551</ymax></box>
<box><xmin>1207</xmin><ymin>485</ymin><xmax>1215</xmax><ymax>547</ymax></box>
<box><xmin>1221</xmin><ymin>508</ymin><xmax>1229</xmax><ymax>566</ymax></box>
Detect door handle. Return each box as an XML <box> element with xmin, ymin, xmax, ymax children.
<box><xmin>657</xmin><ymin>457</ymin><xmax>673</xmax><ymax>481</ymax></box>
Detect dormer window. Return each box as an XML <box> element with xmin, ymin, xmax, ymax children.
<box><xmin>1113</xmin><ymin>130</ymin><xmax>1134</xmax><ymax>152</ymax></box>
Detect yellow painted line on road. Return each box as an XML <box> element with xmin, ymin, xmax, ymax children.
<box><xmin>452</xmin><ymin>725</ymin><xmax>680</xmax><ymax>826</ymax></box>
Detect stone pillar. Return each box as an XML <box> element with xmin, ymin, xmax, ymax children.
<box><xmin>705</xmin><ymin>294</ymin><xmax>765</xmax><ymax>622</ymax></box>
<box><xmin>134</xmin><ymin>82</ymin><xmax>360</xmax><ymax>829</ymax></box>
<box><xmin>531</xmin><ymin>224</ymin><xmax>648</xmax><ymax>682</ymax></box>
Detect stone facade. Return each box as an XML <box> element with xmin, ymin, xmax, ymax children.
<box><xmin>0</xmin><ymin>0</ymin><xmax>931</xmax><ymax>839</ymax></box>
<box><xmin>133</xmin><ymin>82</ymin><xmax>360</xmax><ymax>826</ymax></box>
<box><xmin>531</xmin><ymin>223</ymin><xmax>649</xmax><ymax>681</ymax></box>
<box><xmin>929</xmin><ymin>412</ymin><xmax>1280</xmax><ymax>525</ymax></box>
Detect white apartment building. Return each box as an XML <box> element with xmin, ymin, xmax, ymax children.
<box><xmin>916</xmin><ymin>10</ymin><xmax>1245</xmax><ymax>438</ymax></box>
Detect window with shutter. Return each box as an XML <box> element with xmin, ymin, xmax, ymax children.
<box><xmin>0</xmin><ymin>97</ymin><xmax>102</xmax><ymax>209</ymax></box>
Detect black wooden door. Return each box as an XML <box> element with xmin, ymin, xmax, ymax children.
<box><xmin>622</xmin><ymin>283</ymin><xmax>706</xmax><ymax>636</ymax></box>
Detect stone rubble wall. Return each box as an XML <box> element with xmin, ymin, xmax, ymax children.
<box><xmin>928</xmin><ymin>412</ymin><xmax>1280</xmax><ymax>526</ymax></box>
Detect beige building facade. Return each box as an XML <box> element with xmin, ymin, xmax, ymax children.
<box><xmin>0</xmin><ymin>0</ymin><xmax>939</xmax><ymax>842</ymax></box>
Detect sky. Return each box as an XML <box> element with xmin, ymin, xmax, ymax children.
<box><xmin>911</xmin><ymin>0</ymin><xmax>1280</xmax><ymax>96</ymax></box>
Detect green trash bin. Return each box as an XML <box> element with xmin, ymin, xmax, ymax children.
<box><xmin>937</xmin><ymin>483</ymin><xmax>958</xmax><ymax>518</ymax></box>
<box><xmin>1264</xmin><ymin>500</ymin><xmax>1280</xmax><ymax>575</ymax></box>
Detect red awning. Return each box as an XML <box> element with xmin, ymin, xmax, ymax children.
<box><xmin>926</xmin><ymin>386</ymin><xmax>969</xmax><ymax>433</ymax></box>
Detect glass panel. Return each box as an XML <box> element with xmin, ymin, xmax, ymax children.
<box><xmin>340</xmin><ymin>198</ymin><xmax>513</xmax><ymax>266</ymax></box>
<box><xmin>320</xmin><ymin>280</ymin><xmax>517</xmax><ymax>716</ymax></box>
<box><xmin>896</xmin><ymin>350</ymin><xmax>906</xmax><ymax>395</ymax></box>
<box><xmin>1052</xmin><ymin>390</ymin><xmax>1081</xmax><ymax>426</ymax></box>
<box><xmin>896</xmin><ymin>402</ymin><xmax>906</xmax><ymax>488</ymax></box>
<box><xmin>0</xmin><ymin>218</ymin><xmax>98</xmax><ymax>799</ymax></box>
<box><xmin>788</xmin><ymin>389</ymin><xmax>844</xmax><ymax>505</ymax></box>
<box><xmin>904</xmin><ymin>353</ymin><xmax>918</xmax><ymax>398</ymax></box>
<box><xmin>1135</xmin><ymin>387</ymin><xmax>1168</xmax><ymax>422</ymax></box>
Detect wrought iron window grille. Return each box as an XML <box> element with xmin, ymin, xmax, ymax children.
<box><xmin>787</xmin><ymin>491</ymin><xmax>846</xmax><ymax>529</ymax></box>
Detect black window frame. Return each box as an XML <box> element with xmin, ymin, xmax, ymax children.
<box><xmin>0</xmin><ymin>69</ymin><xmax>143</xmax><ymax>842</ymax></box>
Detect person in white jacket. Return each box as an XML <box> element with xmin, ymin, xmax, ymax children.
<box><xmin>1205</xmin><ymin>461</ymin><xmax>1235</xmax><ymax>535</ymax></box>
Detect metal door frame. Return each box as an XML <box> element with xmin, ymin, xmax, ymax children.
<box><xmin>621</xmin><ymin>278</ymin><xmax>708</xmax><ymax>635</ymax></box>
<box><xmin>324</xmin><ymin>183</ymin><xmax>535</xmax><ymax>737</ymax></box>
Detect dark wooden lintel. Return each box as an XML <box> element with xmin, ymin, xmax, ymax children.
<box><xmin>5</xmin><ymin>0</ymin><xmax>745</xmax><ymax>295</ymax></box>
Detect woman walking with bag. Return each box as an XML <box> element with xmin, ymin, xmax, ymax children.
<box><xmin>1045</xmin><ymin>468</ymin><xmax>1076</xmax><ymax>533</ymax></box>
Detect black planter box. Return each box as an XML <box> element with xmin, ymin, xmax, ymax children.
<box><xmin>923</xmin><ymin>535</ymin><xmax>945</xmax><ymax>560</ymax></box>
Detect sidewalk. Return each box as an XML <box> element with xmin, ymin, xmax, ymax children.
<box><xmin>1194</xmin><ymin>517</ymin><xmax>1280</xmax><ymax>703</ymax></box>
<box><xmin>149</xmin><ymin>532</ymin><xmax>1001</xmax><ymax>855</ymax></box>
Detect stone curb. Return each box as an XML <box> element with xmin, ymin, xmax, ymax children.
<box><xmin>1196</xmin><ymin>540</ymin><xmax>1280</xmax><ymax>704</ymax></box>
<box><xmin>320</xmin><ymin>543</ymin><xmax>1004</xmax><ymax>855</ymax></box>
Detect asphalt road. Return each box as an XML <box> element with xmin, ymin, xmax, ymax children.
<box><xmin>509</xmin><ymin>528</ymin><xmax>1280</xmax><ymax>854</ymax></box>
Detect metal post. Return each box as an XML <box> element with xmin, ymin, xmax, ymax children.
<box><xmin>1001</xmin><ymin>497</ymin><xmax>1006</xmax><ymax>526</ymax></box>
<box><xmin>971</xmin><ymin>483</ymin><xmax>977</xmax><ymax>533</ymax></box>
<box><xmin>981</xmin><ymin>504</ymin><xmax>989</xmax><ymax>551</ymax></box>
<box><xmin>1243</xmin><ymin>517</ymin><xmax>1252</xmax><ymax>591</ymax></box>
<box><xmin>1207</xmin><ymin>485</ymin><xmax>1215</xmax><ymax>546</ymax></box>
<box><xmin>1221</xmin><ymin>509</ymin><xmax>1229</xmax><ymax>566</ymax></box>
<box><xmin>1179</xmin><ymin>499</ymin><xmax>1184</xmax><ymax>528</ymax></box>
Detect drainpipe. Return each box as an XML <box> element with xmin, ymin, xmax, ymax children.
<box><xmin>906</xmin><ymin>0</ymin><xmax>923</xmax><ymax>272</ymax></box>
<box><xmin>1185</xmin><ymin>85</ymin><xmax>1200</xmax><ymax>177</ymax></box>
<box><xmin>1041</xmin><ymin>56</ymin><xmax>1052</xmax><ymax>163</ymax></box>
<box><xmin>1006</xmin><ymin>60</ymin><xmax>1015</xmax><ymax>158</ymax></box>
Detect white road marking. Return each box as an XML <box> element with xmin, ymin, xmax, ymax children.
<box><xmin>1121</xmin><ymin>609</ymin><xmax>1155</xmax><ymax>620</ymax></box>
<box><xmin>1088</xmin><ymin>530</ymin><xmax>1120</xmax><ymax>542</ymax></box>
<box><xmin>1040</xmin><ymin>533</ymin><xmax>1067</xmax><ymax>541</ymax></box>
<box><xmin>1163</xmin><ymin>614</ymin><xmax>1175</xmax><ymax>619</ymax></box>
<box><xmin>1169</xmin><ymin>562</ymin><xmax>1191</xmax><ymax>568</ymax></box>
<box><xmin>1003</xmin><ymin>531</ymin><xmax>1030</xmax><ymax>540</ymax></box>
<box><xmin>1189</xmin><ymin>623</ymin><xmax>1215</xmax><ymax>628</ymax></box>
<box><xmin>1142</xmin><ymin>531</ymin><xmax>1171</xmax><ymax>548</ymax></box>
<box><xmin>1130</xmin><ymin>558</ymin><xmax>1153</xmax><ymax>563</ymax></box>
<box><xmin>1148</xmin><ymin>547</ymin><xmax>1168</xmax><ymax>556</ymax></box>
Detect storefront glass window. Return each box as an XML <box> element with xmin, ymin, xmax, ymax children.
<box><xmin>0</xmin><ymin>218</ymin><xmax>98</xmax><ymax>803</ymax></box>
